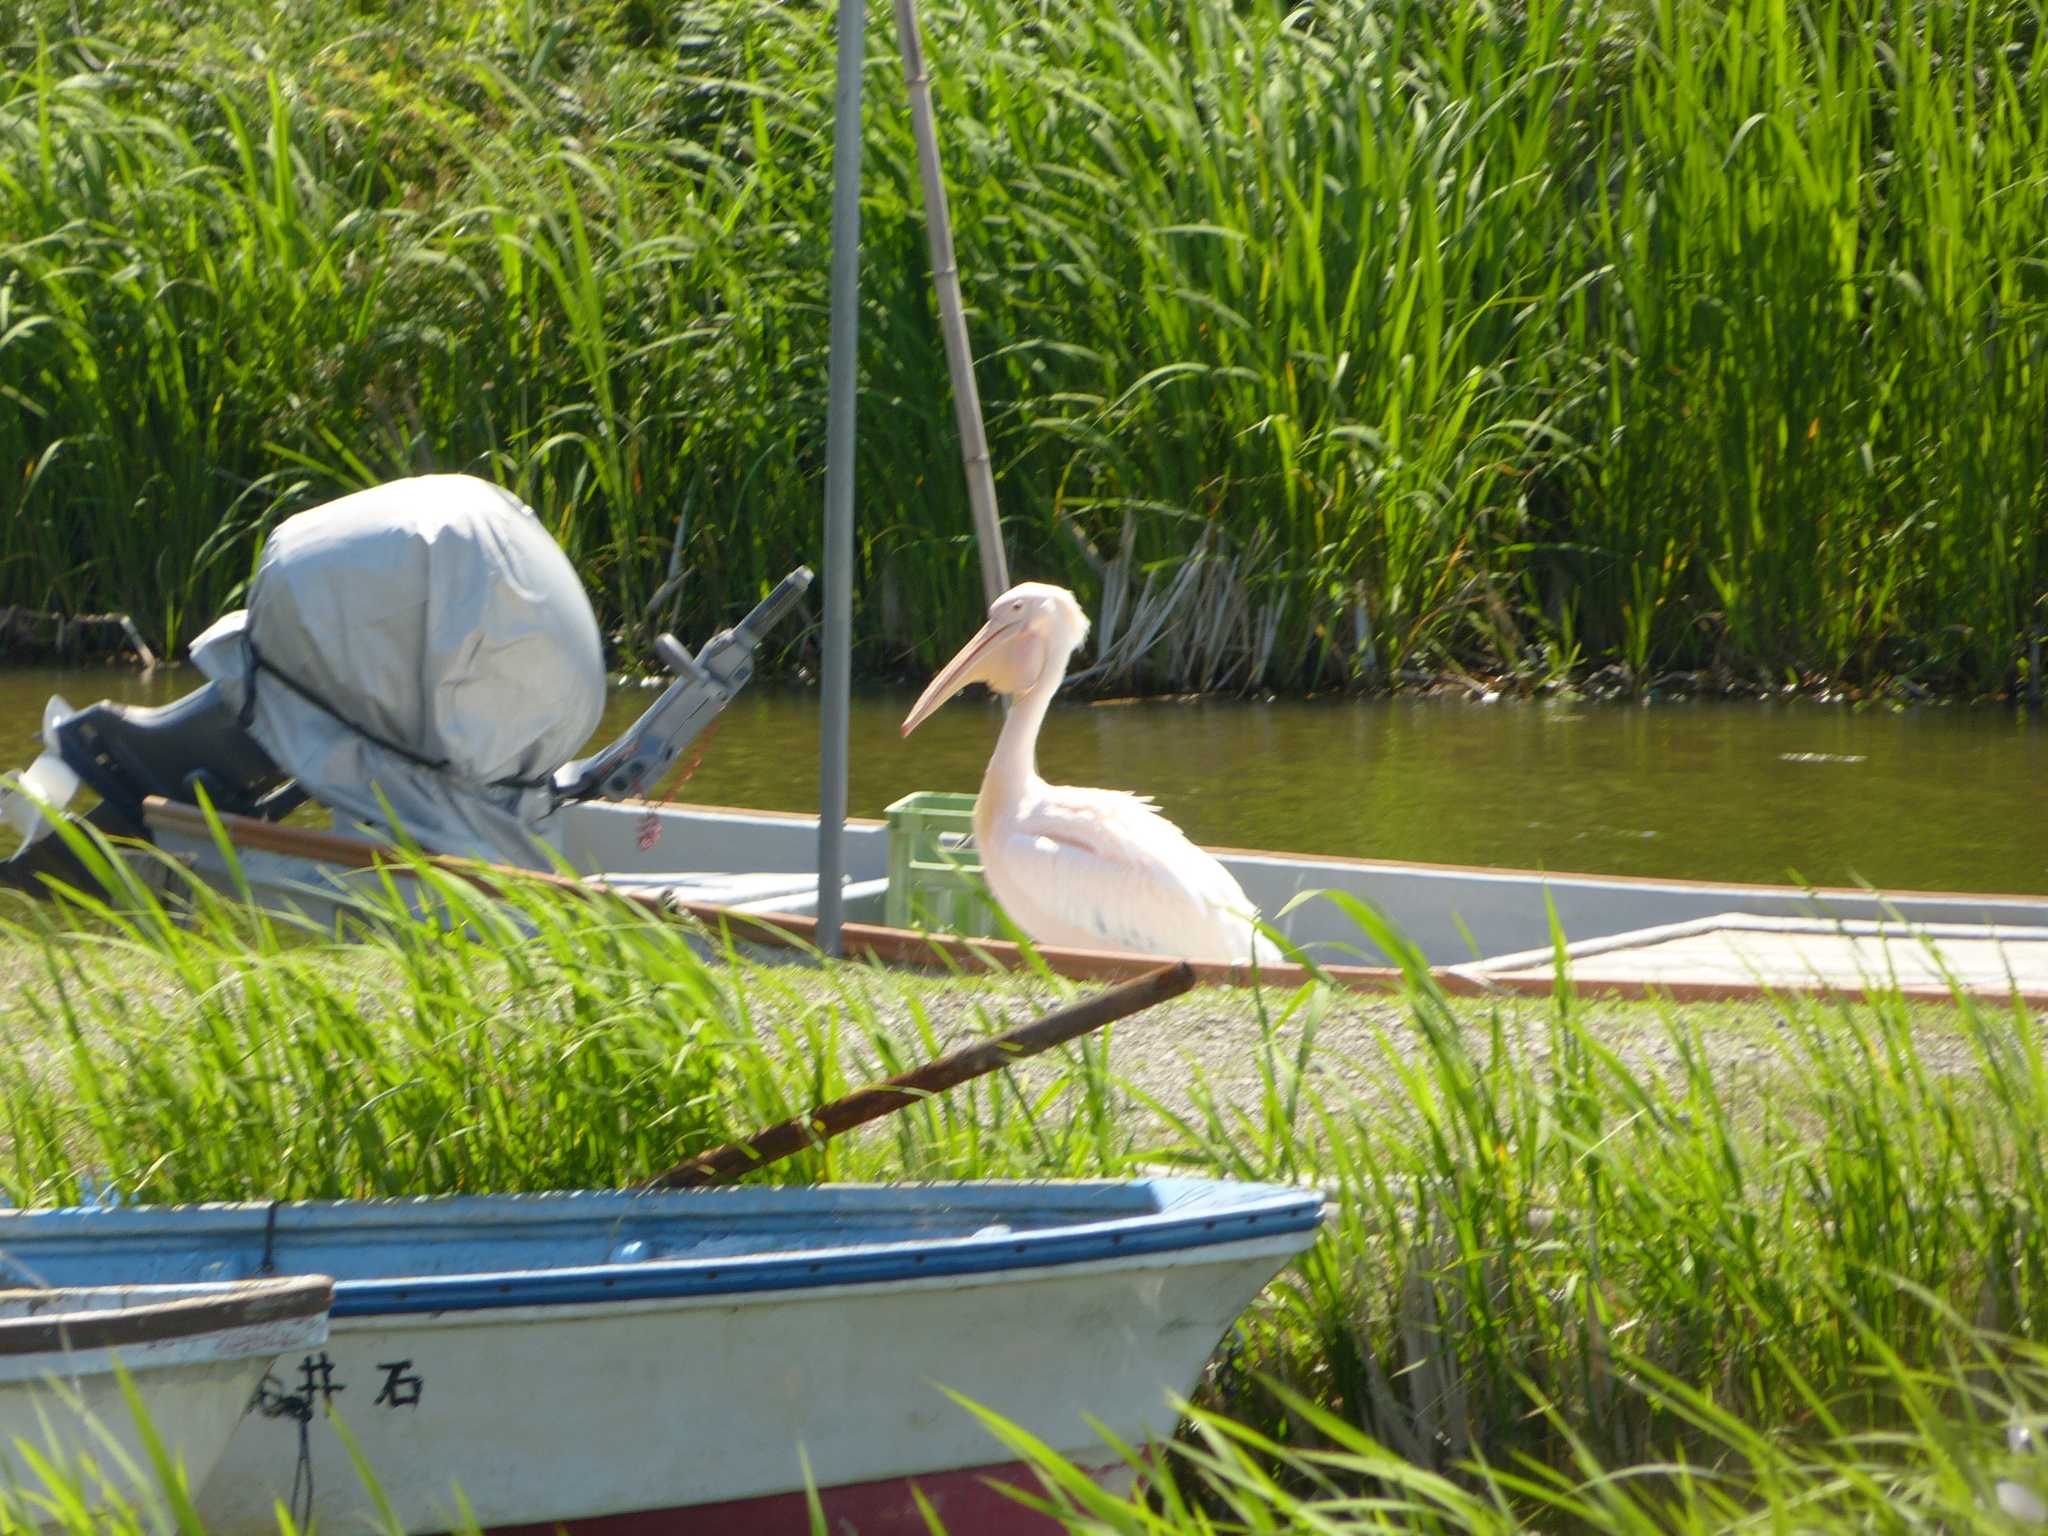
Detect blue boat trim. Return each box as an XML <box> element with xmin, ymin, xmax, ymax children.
<box><xmin>0</xmin><ymin>1179</ymin><xmax>1328</xmax><ymax>1319</ymax></box>
<box><xmin>333</xmin><ymin>1196</ymin><xmax>1324</xmax><ymax>1317</ymax></box>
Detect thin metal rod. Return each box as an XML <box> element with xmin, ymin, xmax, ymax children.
<box><xmin>645</xmin><ymin>962</ymin><xmax>1194</xmax><ymax>1189</ymax></box>
<box><xmin>817</xmin><ymin>0</ymin><xmax>866</xmax><ymax>959</ymax></box>
<box><xmin>892</xmin><ymin>0</ymin><xmax>1010</xmax><ymax>606</ymax></box>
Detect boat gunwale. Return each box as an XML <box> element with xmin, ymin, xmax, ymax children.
<box><xmin>0</xmin><ymin>1274</ymin><xmax>332</xmax><ymax>1357</ymax></box>
<box><xmin>0</xmin><ymin>1181</ymin><xmax>1327</xmax><ymax>1320</ymax></box>
<box><xmin>139</xmin><ymin>799</ymin><xmax>2048</xmax><ymax>1007</ymax></box>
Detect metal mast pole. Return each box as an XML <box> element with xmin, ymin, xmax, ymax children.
<box><xmin>892</xmin><ymin>0</ymin><xmax>1010</xmax><ymax>605</ymax></box>
<box><xmin>817</xmin><ymin>0</ymin><xmax>866</xmax><ymax>958</ymax></box>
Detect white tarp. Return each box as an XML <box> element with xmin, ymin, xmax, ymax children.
<box><xmin>191</xmin><ymin>474</ymin><xmax>606</xmax><ymax>868</ymax></box>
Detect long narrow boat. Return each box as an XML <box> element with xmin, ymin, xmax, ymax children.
<box><xmin>139</xmin><ymin>794</ymin><xmax>2048</xmax><ymax>1006</ymax></box>
<box><xmin>0</xmin><ymin>1180</ymin><xmax>1324</xmax><ymax>1535</ymax></box>
<box><xmin>0</xmin><ymin>1275</ymin><xmax>331</xmax><ymax>1514</ymax></box>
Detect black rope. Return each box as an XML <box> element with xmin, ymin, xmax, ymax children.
<box><xmin>245</xmin><ymin>642</ymin><xmax>451</xmax><ymax>773</ymax></box>
<box><xmin>251</xmin><ymin>1371</ymin><xmax>316</xmax><ymax>1529</ymax></box>
<box><xmin>251</xmin><ymin>1198</ymin><xmax>314</xmax><ymax>1533</ymax></box>
<box><xmin>258</xmin><ymin>1198</ymin><xmax>282</xmax><ymax>1274</ymax></box>
<box><xmin>240</xmin><ymin>642</ymin><xmax>552</xmax><ymax>791</ymax></box>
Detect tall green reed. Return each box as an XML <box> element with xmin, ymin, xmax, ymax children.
<box><xmin>0</xmin><ymin>837</ymin><xmax>1142</xmax><ymax>1203</ymax></box>
<box><xmin>2</xmin><ymin>0</ymin><xmax>2044</xmax><ymax>690</ymax></box>
<box><xmin>952</xmin><ymin>1330</ymin><xmax>2048</xmax><ymax>1531</ymax></box>
<box><xmin>1152</xmin><ymin>905</ymin><xmax>2048</xmax><ymax>1491</ymax></box>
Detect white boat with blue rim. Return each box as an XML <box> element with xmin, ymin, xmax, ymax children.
<box><xmin>0</xmin><ymin>1275</ymin><xmax>331</xmax><ymax>1516</ymax></box>
<box><xmin>131</xmin><ymin>790</ymin><xmax>2048</xmax><ymax>1008</ymax></box>
<box><xmin>0</xmin><ymin>1179</ymin><xmax>1324</xmax><ymax>1534</ymax></box>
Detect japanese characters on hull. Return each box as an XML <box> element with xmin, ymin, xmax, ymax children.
<box><xmin>257</xmin><ymin>1351</ymin><xmax>423</xmax><ymax>1417</ymax></box>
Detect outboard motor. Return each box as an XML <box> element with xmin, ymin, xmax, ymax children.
<box><xmin>0</xmin><ymin>474</ymin><xmax>810</xmax><ymax>881</ymax></box>
<box><xmin>549</xmin><ymin>565</ymin><xmax>812</xmax><ymax>806</ymax></box>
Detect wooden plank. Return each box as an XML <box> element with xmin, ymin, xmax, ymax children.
<box><xmin>647</xmin><ymin>962</ymin><xmax>1194</xmax><ymax>1188</ymax></box>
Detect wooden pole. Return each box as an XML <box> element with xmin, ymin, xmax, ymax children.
<box><xmin>644</xmin><ymin>961</ymin><xmax>1193</xmax><ymax>1189</ymax></box>
<box><xmin>892</xmin><ymin>0</ymin><xmax>1011</xmax><ymax>607</ymax></box>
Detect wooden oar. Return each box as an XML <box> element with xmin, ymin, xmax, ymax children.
<box><xmin>643</xmin><ymin>960</ymin><xmax>1195</xmax><ymax>1190</ymax></box>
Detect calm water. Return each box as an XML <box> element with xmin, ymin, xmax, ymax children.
<box><xmin>3</xmin><ymin>666</ymin><xmax>2043</xmax><ymax>894</ymax></box>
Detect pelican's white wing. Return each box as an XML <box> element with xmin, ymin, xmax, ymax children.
<box><xmin>978</xmin><ymin>785</ymin><xmax>1278</xmax><ymax>966</ymax></box>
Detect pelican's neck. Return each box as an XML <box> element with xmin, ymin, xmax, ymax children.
<box><xmin>980</xmin><ymin>644</ymin><xmax>1068</xmax><ymax>813</ymax></box>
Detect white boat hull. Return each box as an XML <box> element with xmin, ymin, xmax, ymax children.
<box><xmin>0</xmin><ymin>1357</ymin><xmax>271</xmax><ymax>1515</ymax></box>
<box><xmin>0</xmin><ymin>1182</ymin><xmax>1324</xmax><ymax>1534</ymax></box>
<box><xmin>0</xmin><ymin>1279</ymin><xmax>330</xmax><ymax>1518</ymax></box>
<box><xmin>198</xmin><ymin>1239</ymin><xmax>1296</xmax><ymax>1533</ymax></box>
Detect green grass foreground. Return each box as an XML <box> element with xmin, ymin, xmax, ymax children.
<box><xmin>0</xmin><ymin>853</ymin><xmax>2044</xmax><ymax>1530</ymax></box>
<box><xmin>4</xmin><ymin>0</ymin><xmax>2046</xmax><ymax>695</ymax></box>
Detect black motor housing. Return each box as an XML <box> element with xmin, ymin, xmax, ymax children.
<box><xmin>53</xmin><ymin>682</ymin><xmax>304</xmax><ymax>830</ymax></box>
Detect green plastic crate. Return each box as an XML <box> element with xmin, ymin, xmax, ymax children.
<box><xmin>884</xmin><ymin>791</ymin><xmax>1006</xmax><ymax>937</ymax></box>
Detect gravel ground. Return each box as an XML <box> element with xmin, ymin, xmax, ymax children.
<box><xmin>0</xmin><ymin>917</ymin><xmax>2003</xmax><ymax>1136</ymax></box>
<box><xmin>772</xmin><ymin>960</ymin><xmax>1999</xmax><ymax>1127</ymax></box>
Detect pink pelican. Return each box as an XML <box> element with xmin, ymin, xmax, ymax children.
<box><xmin>900</xmin><ymin>582</ymin><xmax>1278</xmax><ymax>966</ymax></box>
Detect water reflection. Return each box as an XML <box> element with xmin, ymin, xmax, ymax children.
<box><xmin>1</xmin><ymin>666</ymin><xmax>2041</xmax><ymax>893</ymax></box>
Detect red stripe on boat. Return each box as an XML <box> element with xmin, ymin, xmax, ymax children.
<box><xmin>483</xmin><ymin>1458</ymin><xmax>1106</xmax><ymax>1535</ymax></box>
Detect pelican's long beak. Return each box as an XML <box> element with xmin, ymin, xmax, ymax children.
<box><xmin>900</xmin><ymin>616</ymin><xmax>1024</xmax><ymax>736</ymax></box>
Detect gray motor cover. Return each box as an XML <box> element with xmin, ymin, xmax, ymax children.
<box><xmin>190</xmin><ymin>475</ymin><xmax>606</xmax><ymax>867</ymax></box>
